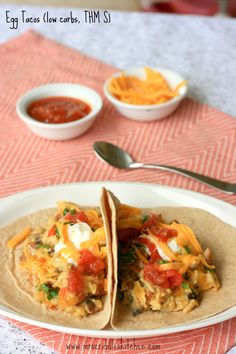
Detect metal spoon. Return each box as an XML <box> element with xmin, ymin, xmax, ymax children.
<box><xmin>93</xmin><ymin>141</ymin><xmax>236</xmax><ymax>195</ymax></box>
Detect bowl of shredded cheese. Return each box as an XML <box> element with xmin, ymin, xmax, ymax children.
<box><xmin>104</xmin><ymin>67</ymin><xmax>187</xmax><ymax>122</ymax></box>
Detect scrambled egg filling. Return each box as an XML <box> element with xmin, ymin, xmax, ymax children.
<box><xmin>18</xmin><ymin>203</ymin><xmax>107</xmax><ymax>317</ymax></box>
<box><xmin>117</xmin><ymin>205</ymin><xmax>220</xmax><ymax>316</ymax></box>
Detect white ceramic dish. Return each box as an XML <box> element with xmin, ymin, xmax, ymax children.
<box><xmin>0</xmin><ymin>182</ymin><xmax>235</xmax><ymax>338</ymax></box>
<box><xmin>16</xmin><ymin>83</ymin><xmax>103</xmax><ymax>140</ymax></box>
<box><xmin>104</xmin><ymin>67</ymin><xmax>187</xmax><ymax>122</ymax></box>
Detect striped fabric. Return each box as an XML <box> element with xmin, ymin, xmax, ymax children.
<box><xmin>0</xmin><ymin>31</ymin><xmax>236</xmax><ymax>354</ymax></box>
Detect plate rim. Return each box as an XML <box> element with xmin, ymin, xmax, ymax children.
<box><xmin>0</xmin><ymin>304</ymin><xmax>235</xmax><ymax>338</ymax></box>
<box><xmin>0</xmin><ymin>181</ymin><xmax>235</xmax><ymax>338</ymax></box>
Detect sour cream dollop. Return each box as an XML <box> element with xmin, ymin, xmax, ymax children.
<box><xmin>68</xmin><ymin>222</ymin><xmax>93</xmax><ymax>249</ymax></box>
<box><xmin>54</xmin><ymin>222</ymin><xmax>93</xmax><ymax>265</ymax></box>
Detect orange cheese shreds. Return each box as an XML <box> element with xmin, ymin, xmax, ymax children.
<box><xmin>80</xmin><ymin>227</ymin><xmax>106</xmax><ymax>249</ymax></box>
<box><xmin>158</xmin><ymin>261</ymin><xmax>182</xmax><ymax>272</ymax></box>
<box><xmin>117</xmin><ymin>204</ymin><xmax>142</xmax><ymax>229</ymax></box>
<box><xmin>7</xmin><ymin>227</ymin><xmax>32</xmax><ymax>248</ymax></box>
<box><xmin>109</xmin><ymin>67</ymin><xmax>186</xmax><ymax>105</ymax></box>
<box><xmin>117</xmin><ymin>204</ymin><xmax>141</xmax><ymax>219</ymax></box>
<box><xmin>62</xmin><ymin>223</ymin><xmax>69</xmax><ymax>243</ymax></box>
<box><xmin>160</xmin><ymin>222</ymin><xmax>203</xmax><ymax>255</ymax></box>
<box><xmin>134</xmin><ymin>246</ymin><xmax>149</xmax><ymax>264</ymax></box>
<box><xmin>117</xmin><ymin>218</ymin><xmax>143</xmax><ymax>230</ymax></box>
<box><xmin>85</xmin><ymin>209</ymin><xmax>103</xmax><ymax>229</ymax></box>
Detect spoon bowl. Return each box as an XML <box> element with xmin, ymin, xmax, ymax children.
<box><xmin>94</xmin><ymin>141</ymin><xmax>134</xmax><ymax>169</ymax></box>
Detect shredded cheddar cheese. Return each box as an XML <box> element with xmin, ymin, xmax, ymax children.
<box><xmin>85</xmin><ymin>210</ymin><xmax>103</xmax><ymax>228</ymax></box>
<box><xmin>117</xmin><ymin>217</ymin><xmax>143</xmax><ymax>229</ymax></box>
<box><xmin>117</xmin><ymin>204</ymin><xmax>141</xmax><ymax>219</ymax></box>
<box><xmin>134</xmin><ymin>246</ymin><xmax>149</xmax><ymax>264</ymax></box>
<box><xmin>158</xmin><ymin>261</ymin><xmax>182</xmax><ymax>271</ymax></box>
<box><xmin>109</xmin><ymin>67</ymin><xmax>186</xmax><ymax>105</ymax></box>
<box><xmin>80</xmin><ymin>227</ymin><xmax>105</xmax><ymax>249</ymax></box>
<box><xmin>7</xmin><ymin>227</ymin><xmax>32</xmax><ymax>249</ymax></box>
<box><xmin>17</xmin><ymin>202</ymin><xmax>108</xmax><ymax>319</ymax></box>
<box><xmin>160</xmin><ymin>222</ymin><xmax>202</xmax><ymax>254</ymax></box>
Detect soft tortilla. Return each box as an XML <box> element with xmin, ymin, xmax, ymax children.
<box><xmin>107</xmin><ymin>191</ymin><xmax>236</xmax><ymax>330</ymax></box>
<box><xmin>0</xmin><ymin>191</ymin><xmax>113</xmax><ymax>330</ymax></box>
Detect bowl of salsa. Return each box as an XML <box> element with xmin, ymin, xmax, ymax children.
<box><xmin>16</xmin><ymin>83</ymin><xmax>103</xmax><ymax>140</ymax></box>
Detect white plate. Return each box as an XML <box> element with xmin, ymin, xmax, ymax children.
<box><xmin>0</xmin><ymin>181</ymin><xmax>235</xmax><ymax>338</ymax></box>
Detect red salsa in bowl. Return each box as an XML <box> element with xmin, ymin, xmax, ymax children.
<box><xmin>27</xmin><ymin>96</ymin><xmax>91</xmax><ymax>124</ymax></box>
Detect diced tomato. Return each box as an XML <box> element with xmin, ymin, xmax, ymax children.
<box><xmin>143</xmin><ymin>264</ymin><xmax>170</xmax><ymax>288</ymax></box>
<box><xmin>141</xmin><ymin>214</ymin><xmax>177</xmax><ymax>242</ymax></box>
<box><xmin>117</xmin><ymin>227</ymin><xmax>140</xmax><ymax>243</ymax></box>
<box><xmin>150</xmin><ymin>227</ymin><xmax>177</xmax><ymax>243</ymax></box>
<box><xmin>48</xmin><ymin>225</ymin><xmax>56</xmax><ymax>237</ymax></box>
<box><xmin>141</xmin><ymin>214</ymin><xmax>161</xmax><ymax>230</ymax></box>
<box><xmin>64</xmin><ymin>211</ymin><xmax>89</xmax><ymax>224</ymax></box>
<box><xmin>78</xmin><ymin>249</ymin><xmax>105</xmax><ymax>275</ymax></box>
<box><xmin>137</xmin><ymin>236</ymin><xmax>161</xmax><ymax>262</ymax></box>
<box><xmin>67</xmin><ymin>269</ymin><xmax>85</xmax><ymax>296</ymax></box>
<box><xmin>143</xmin><ymin>264</ymin><xmax>182</xmax><ymax>289</ymax></box>
<box><xmin>165</xmin><ymin>269</ymin><xmax>183</xmax><ymax>288</ymax></box>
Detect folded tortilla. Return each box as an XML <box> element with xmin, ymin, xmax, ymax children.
<box><xmin>0</xmin><ymin>190</ymin><xmax>113</xmax><ymax>330</ymax></box>
<box><xmin>107</xmin><ymin>190</ymin><xmax>236</xmax><ymax>330</ymax></box>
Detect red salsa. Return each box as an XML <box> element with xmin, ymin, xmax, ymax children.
<box><xmin>143</xmin><ymin>264</ymin><xmax>183</xmax><ymax>289</ymax></box>
<box><xmin>27</xmin><ymin>96</ymin><xmax>91</xmax><ymax>124</ymax></box>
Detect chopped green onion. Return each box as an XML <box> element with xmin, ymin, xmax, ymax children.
<box><xmin>63</xmin><ymin>222</ymin><xmax>75</xmax><ymax>226</ymax></box>
<box><xmin>141</xmin><ymin>214</ymin><xmax>149</xmax><ymax>223</ymax></box>
<box><xmin>159</xmin><ymin>260</ymin><xmax>169</xmax><ymax>264</ymax></box>
<box><xmin>38</xmin><ymin>283</ymin><xmax>59</xmax><ymax>300</ymax></box>
<box><xmin>35</xmin><ymin>243</ymin><xmax>51</xmax><ymax>249</ymax></box>
<box><xmin>70</xmin><ymin>209</ymin><xmax>76</xmax><ymax>215</ymax></box>
<box><xmin>182</xmin><ymin>281</ymin><xmax>190</xmax><ymax>290</ymax></box>
<box><xmin>204</xmin><ymin>266</ymin><xmax>215</xmax><ymax>272</ymax></box>
<box><xmin>38</xmin><ymin>283</ymin><xmax>49</xmax><ymax>292</ymax></box>
<box><xmin>188</xmin><ymin>291</ymin><xmax>198</xmax><ymax>300</ymax></box>
<box><xmin>183</xmin><ymin>245</ymin><xmax>191</xmax><ymax>254</ymax></box>
<box><xmin>63</xmin><ymin>208</ymin><xmax>69</xmax><ymax>216</ymax></box>
<box><xmin>47</xmin><ymin>289</ymin><xmax>59</xmax><ymax>300</ymax></box>
<box><xmin>55</xmin><ymin>225</ymin><xmax>60</xmax><ymax>239</ymax></box>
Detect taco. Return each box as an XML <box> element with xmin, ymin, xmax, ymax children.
<box><xmin>107</xmin><ymin>191</ymin><xmax>236</xmax><ymax>330</ymax></box>
<box><xmin>0</xmin><ymin>189</ymin><xmax>112</xmax><ymax>329</ymax></box>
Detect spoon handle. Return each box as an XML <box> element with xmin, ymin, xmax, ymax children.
<box><xmin>130</xmin><ymin>163</ymin><xmax>236</xmax><ymax>194</ymax></box>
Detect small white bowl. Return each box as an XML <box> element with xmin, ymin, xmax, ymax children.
<box><xmin>104</xmin><ymin>67</ymin><xmax>187</xmax><ymax>122</ymax></box>
<box><xmin>16</xmin><ymin>83</ymin><xmax>103</xmax><ymax>140</ymax></box>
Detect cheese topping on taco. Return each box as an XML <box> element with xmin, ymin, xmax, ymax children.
<box><xmin>117</xmin><ymin>204</ymin><xmax>220</xmax><ymax>316</ymax></box>
<box><xmin>7</xmin><ymin>201</ymin><xmax>108</xmax><ymax>318</ymax></box>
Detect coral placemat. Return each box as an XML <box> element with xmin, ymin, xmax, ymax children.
<box><xmin>0</xmin><ymin>31</ymin><xmax>236</xmax><ymax>354</ymax></box>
